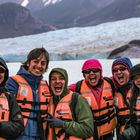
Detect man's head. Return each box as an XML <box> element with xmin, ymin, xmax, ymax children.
<box><xmin>112</xmin><ymin>57</ymin><xmax>132</xmax><ymax>86</ymax></box>
<box><xmin>23</xmin><ymin>47</ymin><xmax>49</xmax><ymax>76</ymax></box>
<box><xmin>0</xmin><ymin>57</ymin><xmax>9</xmax><ymax>86</ymax></box>
<box><xmin>82</xmin><ymin>59</ymin><xmax>102</xmax><ymax>86</ymax></box>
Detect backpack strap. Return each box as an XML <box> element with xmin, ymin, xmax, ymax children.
<box><xmin>75</xmin><ymin>80</ymin><xmax>83</xmax><ymax>94</ymax></box>
<box><xmin>104</xmin><ymin>77</ymin><xmax>115</xmax><ymax>97</ymax></box>
<box><xmin>70</xmin><ymin>92</ymin><xmax>79</xmax><ymax>121</ymax></box>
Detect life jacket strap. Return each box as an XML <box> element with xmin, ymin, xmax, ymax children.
<box><xmin>95</xmin><ymin>113</ymin><xmax>115</xmax><ymax>126</ymax></box>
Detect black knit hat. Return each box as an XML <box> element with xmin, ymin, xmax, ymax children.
<box><xmin>130</xmin><ymin>63</ymin><xmax>140</xmax><ymax>79</ymax></box>
<box><xmin>0</xmin><ymin>57</ymin><xmax>9</xmax><ymax>86</ymax></box>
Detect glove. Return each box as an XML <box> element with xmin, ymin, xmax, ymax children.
<box><xmin>46</xmin><ymin>117</ymin><xmax>64</xmax><ymax>128</ymax></box>
<box><xmin>120</xmin><ymin>126</ymin><xmax>136</xmax><ymax>140</ymax></box>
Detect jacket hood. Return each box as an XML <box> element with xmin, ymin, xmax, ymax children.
<box><xmin>0</xmin><ymin>57</ymin><xmax>9</xmax><ymax>86</ymax></box>
<box><xmin>49</xmin><ymin>68</ymin><xmax>69</xmax><ymax>99</ymax></box>
<box><xmin>17</xmin><ymin>65</ymin><xmax>43</xmax><ymax>87</ymax></box>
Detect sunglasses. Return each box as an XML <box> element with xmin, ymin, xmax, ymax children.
<box><xmin>83</xmin><ymin>69</ymin><xmax>100</xmax><ymax>74</ymax></box>
<box><xmin>112</xmin><ymin>67</ymin><xmax>127</xmax><ymax>73</ymax></box>
<box><xmin>0</xmin><ymin>67</ymin><xmax>6</xmax><ymax>73</ymax></box>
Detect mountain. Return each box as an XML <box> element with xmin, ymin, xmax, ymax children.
<box><xmin>33</xmin><ymin>0</ymin><xmax>140</xmax><ymax>29</ymax></box>
<box><xmin>0</xmin><ymin>0</ymin><xmax>22</xmax><ymax>5</ymax></box>
<box><xmin>33</xmin><ymin>0</ymin><xmax>115</xmax><ymax>29</ymax></box>
<box><xmin>0</xmin><ymin>17</ymin><xmax>140</xmax><ymax>62</ymax></box>
<box><xmin>0</xmin><ymin>2</ymin><xmax>52</xmax><ymax>39</ymax></box>
<box><xmin>0</xmin><ymin>0</ymin><xmax>62</xmax><ymax>12</ymax></box>
<box><xmin>77</xmin><ymin>0</ymin><xmax>140</xmax><ymax>26</ymax></box>
<box><xmin>0</xmin><ymin>0</ymin><xmax>140</xmax><ymax>38</ymax></box>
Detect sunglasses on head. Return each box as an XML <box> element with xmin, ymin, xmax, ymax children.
<box><xmin>0</xmin><ymin>67</ymin><xmax>5</xmax><ymax>73</ymax></box>
<box><xmin>83</xmin><ymin>68</ymin><xmax>100</xmax><ymax>74</ymax></box>
<box><xmin>112</xmin><ymin>66</ymin><xmax>127</xmax><ymax>73</ymax></box>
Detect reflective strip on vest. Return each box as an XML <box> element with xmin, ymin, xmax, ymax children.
<box><xmin>0</xmin><ymin>93</ymin><xmax>10</xmax><ymax>140</ymax></box>
<box><xmin>0</xmin><ymin>93</ymin><xmax>9</xmax><ymax>122</ymax></box>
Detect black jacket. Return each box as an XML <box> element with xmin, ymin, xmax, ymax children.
<box><xmin>0</xmin><ymin>57</ymin><xmax>24</xmax><ymax>139</ymax></box>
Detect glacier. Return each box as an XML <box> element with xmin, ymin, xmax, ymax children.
<box><xmin>0</xmin><ymin>17</ymin><xmax>140</xmax><ymax>62</ymax></box>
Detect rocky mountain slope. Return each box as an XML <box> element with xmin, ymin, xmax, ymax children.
<box><xmin>33</xmin><ymin>0</ymin><xmax>115</xmax><ymax>29</ymax></box>
<box><xmin>34</xmin><ymin>0</ymin><xmax>140</xmax><ymax>28</ymax></box>
<box><xmin>0</xmin><ymin>0</ymin><xmax>140</xmax><ymax>38</ymax></box>
<box><xmin>0</xmin><ymin>2</ymin><xmax>52</xmax><ymax>39</ymax></box>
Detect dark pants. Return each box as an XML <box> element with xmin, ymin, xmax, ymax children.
<box><xmin>99</xmin><ymin>132</ymin><xmax>114</xmax><ymax>140</ymax></box>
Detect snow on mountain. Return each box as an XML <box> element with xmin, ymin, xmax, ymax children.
<box><xmin>21</xmin><ymin>0</ymin><xmax>29</xmax><ymax>6</ymax></box>
<box><xmin>43</xmin><ymin>0</ymin><xmax>62</xmax><ymax>6</ymax></box>
<box><xmin>0</xmin><ymin>17</ymin><xmax>140</xmax><ymax>62</ymax></box>
<box><xmin>21</xmin><ymin>0</ymin><xmax>61</xmax><ymax>7</ymax></box>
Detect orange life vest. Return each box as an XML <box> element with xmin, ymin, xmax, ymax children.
<box><xmin>11</xmin><ymin>75</ymin><xmax>51</xmax><ymax>132</ymax></box>
<box><xmin>80</xmin><ymin>79</ymin><xmax>116</xmax><ymax>138</ymax></box>
<box><xmin>114</xmin><ymin>89</ymin><xmax>140</xmax><ymax>133</ymax></box>
<box><xmin>47</xmin><ymin>91</ymin><xmax>94</xmax><ymax>140</ymax></box>
<box><xmin>0</xmin><ymin>92</ymin><xmax>10</xmax><ymax>140</ymax></box>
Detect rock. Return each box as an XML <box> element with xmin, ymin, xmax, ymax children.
<box><xmin>108</xmin><ymin>40</ymin><xmax>140</xmax><ymax>59</ymax></box>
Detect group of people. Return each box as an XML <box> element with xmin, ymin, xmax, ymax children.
<box><xmin>0</xmin><ymin>47</ymin><xmax>140</xmax><ymax>140</ymax></box>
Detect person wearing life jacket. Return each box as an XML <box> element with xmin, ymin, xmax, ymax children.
<box><xmin>68</xmin><ymin>59</ymin><xmax>116</xmax><ymax>140</ymax></box>
<box><xmin>114</xmin><ymin>63</ymin><xmax>140</xmax><ymax>140</ymax></box>
<box><xmin>128</xmin><ymin>63</ymin><xmax>140</xmax><ymax>140</ymax></box>
<box><xmin>46</xmin><ymin>68</ymin><xmax>94</xmax><ymax>140</ymax></box>
<box><xmin>111</xmin><ymin>57</ymin><xmax>134</xmax><ymax>140</ymax></box>
<box><xmin>6</xmin><ymin>48</ymin><xmax>51</xmax><ymax>140</ymax></box>
<box><xmin>0</xmin><ymin>57</ymin><xmax>24</xmax><ymax>139</ymax></box>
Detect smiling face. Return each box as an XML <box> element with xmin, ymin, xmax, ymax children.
<box><xmin>83</xmin><ymin>68</ymin><xmax>101</xmax><ymax>86</ymax></box>
<box><xmin>27</xmin><ymin>54</ymin><xmax>47</xmax><ymax>76</ymax></box>
<box><xmin>50</xmin><ymin>72</ymin><xmax>65</xmax><ymax>96</ymax></box>
<box><xmin>0</xmin><ymin>65</ymin><xmax>6</xmax><ymax>84</ymax></box>
<box><xmin>113</xmin><ymin>64</ymin><xmax>130</xmax><ymax>86</ymax></box>
<box><xmin>134</xmin><ymin>75</ymin><xmax>140</xmax><ymax>89</ymax></box>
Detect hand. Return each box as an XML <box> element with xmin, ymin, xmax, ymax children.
<box><xmin>46</xmin><ymin>117</ymin><xmax>64</xmax><ymax>128</ymax></box>
<box><xmin>121</xmin><ymin>126</ymin><xmax>136</xmax><ymax>140</ymax></box>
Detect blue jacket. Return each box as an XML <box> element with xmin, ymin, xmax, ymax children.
<box><xmin>6</xmin><ymin>65</ymin><xmax>43</xmax><ymax>140</ymax></box>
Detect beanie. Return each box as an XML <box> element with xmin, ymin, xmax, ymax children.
<box><xmin>130</xmin><ymin>63</ymin><xmax>140</xmax><ymax>79</ymax></box>
<box><xmin>82</xmin><ymin>59</ymin><xmax>102</xmax><ymax>72</ymax></box>
<box><xmin>112</xmin><ymin>57</ymin><xmax>133</xmax><ymax>73</ymax></box>
<box><xmin>0</xmin><ymin>57</ymin><xmax>9</xmax><ymax>86</ymax></box>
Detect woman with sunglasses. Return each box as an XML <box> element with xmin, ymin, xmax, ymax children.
<box><xmin>0</xmin><ymin>57</ymin><xmax>24</xmax><ymax>139</ymax></box>
<box><xmin>111</xmin><ymin>57</ymin><xmax>136</xmax><ymax>140</ymax></box>
<box><xmin>69</xmin><ymin>59</ymin><xmax>116</xmax><ymax>140</ymax></box>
